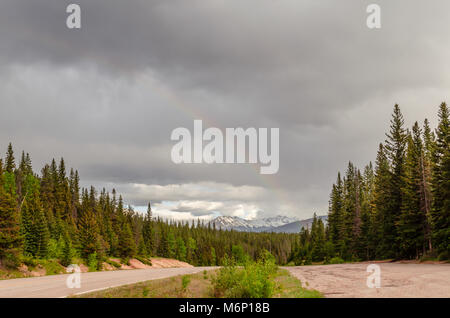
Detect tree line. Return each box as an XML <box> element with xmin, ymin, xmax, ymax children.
<box><xmin>0</xmin><ymin>149</ymin><xmax>296</xmax><ymax>268</ymax></box>
<box><xmin>291</xmin><ymin>103</ymin><xmax>449</xmax><ymax>264</ymax></box>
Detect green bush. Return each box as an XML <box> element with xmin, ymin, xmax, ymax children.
<box><xmin>1</xmin><ymin>249</ymin><xmax>21</xmax><ymax>269</ymax></box>
<box><xmin>213</xmin><ymin>250</ymin><xmax>278</xmax><ymax>298</ymax></box>
<box><xmin>438</xmin><ymin>251</ymin><xmax>449</xmax><ymax>261</ymax></box>
<box><xmin>87</xmin><ymin>253</ymin><xmax>98</xmax><ymax>272</ymax></box>
<box><xmin>181</xmin><ymin>275</ymin><xmax>191</xmax><ymax>291</ymax></box>
<box><xmin>21</xmin><ymin>255</ymin><xmax>38</xmax><ymax>268</ymax></box>
<box><xmin>328</xmin><ymin>257</ymin><xmax>345</xmax><ymax>264</ymax></box>
<box><xmin>40</xmin><ymin>259</ymin><xmax>65</xmax><ymax>275</ymax></box>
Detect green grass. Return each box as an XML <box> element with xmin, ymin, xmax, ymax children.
<box><xmin>73</xmin><ymin>269</ymin><xmax>322</xmax><ymax>298</ymax></box>
<box><xmin>273</xmin><ymin>269</ymin><xmax>323</xmax><ymax>298</ymax></box>
<box><xmin>39</xmin><ymin>259</ymin><xmax>66</xmax><ymax>275</ymax></box>
<box><xmin>0</xmin><ymin>268</ymin><xmax>28</xmax><ymax>280</ymax></box>
<box><xmin>72</xmin><ymin>270</ymin><xmax>217</xmax><ymax>298</ymax></box>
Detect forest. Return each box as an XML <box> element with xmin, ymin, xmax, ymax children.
<box><xmin>0</xmin><ymin>102</ymin><xmax>448</xmax><ymax>271</ymax></box>
<box><xmin>0</xmin><ymin>147</ymin><xmax>296</xmax><ymax>269</ymax></box>
<box><xmin>291</xmin><ymin>103</ymin><xmax>449</xmax><ymax>264</ymax></box>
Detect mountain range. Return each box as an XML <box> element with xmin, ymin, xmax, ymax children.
<box><xmin>209</xmin><ymin>215</ymin><xmax>327</xmax><ymax>233</ymax></box>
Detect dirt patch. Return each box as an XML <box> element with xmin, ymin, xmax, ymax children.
<box><xmin>30</xmin><ymin>265</ymin><xmax>46</xmax><ymax>277</ymax></box>
<box><xmin>128</xmin><ymin>259</ymin><xmax>152</xmax><ymax>269</ymax></box>
<box><xmin>286</xmin><ymin>262</ymin><xmax>450</xmax><ymax>298</ymax></box>
<box><xmin>150</xmin><ymin>258</ymin><xmax>193</xmax><ymax>268</ymax></box>
<box><xmin>102</xmin><ymin>262</ymin><xmax>115</xmax><ymax>271</ymax></box>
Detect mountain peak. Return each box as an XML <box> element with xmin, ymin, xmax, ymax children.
<box><xmin>209</xmin><ymin>215</ymin><xmax>327</xmax><ymax>233</ymax></box>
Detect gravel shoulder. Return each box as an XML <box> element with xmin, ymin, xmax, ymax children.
<box><xmin>285</xmin><ymin>262</ymin><xmax>450</xmax><ymax>298</ymax></box>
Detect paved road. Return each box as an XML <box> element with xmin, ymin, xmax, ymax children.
<box><xmin>286</xmin><ymin>262</ymin><xmax>450</xmax><ymax>298</ymax></box>
<box><xmin>0</xmin><ymin>267</ymin><xmax>215</xmax><ymax>298</ymax></box>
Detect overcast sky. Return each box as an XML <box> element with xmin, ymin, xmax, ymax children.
<box><xmin>1</xmin><ymin>0</ymin><xmax>449</xmax><ymax>220</ymax></box>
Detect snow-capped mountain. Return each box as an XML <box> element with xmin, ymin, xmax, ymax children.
<box><xmin>209</xmin><ymin>215</ymin><xmax>327</xmax><ymax>233</ymax></box>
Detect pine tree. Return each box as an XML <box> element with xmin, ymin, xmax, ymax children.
<box><xmin>384</xmin><ymin>104</ymin><xmax>407</xmax><ymax>258</ymax></box>
<box><xmin>431</xmin><ymin>103</ymin><xmax>450</xmax><ymax>258</ymax></box>
<box><xmin>21</xmin><ymin>175</ymin><xmax>49</xmax><ymax>258</ymax></box>
<box><xmin>175</xmin><ymin>237</ymin><xmax>187</xmax><ymax>261</ymax></box>
<box><xmin>142</xmin><ymin>202</ymin><xmax>154</xmax><ymax>256</ymax></box>
<box><xmin>360</xmin><ymin>163</ymin><xmax>375</xmax><ymax>260</ymax></box>
<box><xmin>118</xmin><ymin>222</ymin><xmax>136</xmax><ymax>258</ymax></box>
<box><xmin>5</xmin><ymin>143</ymin><xmax>15</xmax><ymax>173</ymax></box>
<box><xmin>328</xmin><ymin>173</ymin><xmax>344</xmax><ymax>249</ymax></box>
<box><xmin>373</xmin><ymin>143</ymin><xmax>392</xmax><ymax>258</ymax></box>
<box><xmin>77</xmin><ymin>207</ymin><xmax>100</xmax><ymax>260</ymax></box>
<box><xmin>399</xmin><ymin>124</ymin><xmax>427</xmax><ymax>259</ymax></box>
<box><xmin>0</xmin><ymin>178</ymin><xmax>21</xmax><ymax>264</ymax></box>
<box><xmin>422</xmin><ymin>119</ymin><xmax>434</xmax><ymax>251</ymax></box>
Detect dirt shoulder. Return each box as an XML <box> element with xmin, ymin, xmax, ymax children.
<box><xmin>0</xmin><ymin>257</ymin><xmax>193</xmax><ymax>280</ymax></box>
<box><xmin>285</xmin><ymin>262</ymin><xmax>450</xmax><ymax>298</ymax></box>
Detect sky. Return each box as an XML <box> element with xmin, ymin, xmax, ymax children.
<box><xmin>1</xmin><ymin>0</ymin><xmax>449</xmax><ymax>221</ymax></box>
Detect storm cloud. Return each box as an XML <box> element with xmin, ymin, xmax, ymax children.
<box><xmin>1</xmin><ymin>0</ymin><xmax>449</xmax><ymax>220</ymax></box>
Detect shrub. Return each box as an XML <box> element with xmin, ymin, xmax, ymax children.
<box><xmin>438</xmin><ymin>251</ymin><xmax>449</xmax><ymax>261</ymax></box>
<box><xmin>40</xmin><ymin>259</ymin><xmax>65</xmax><ymax>275</ymax></box>
<box><xmin>181</xmin><ymin>275</ymin><xmax>191</xmax><ymax>291</ymax></box>
<box><xmin>213</xmin><ymin>250</ymin><xmax>278</xmax><ymax>298</ymax></box>
<box><xmin>21</xmin><ymin>255</ymin><xmax>38</xmax><ymax>268</ymax></box>
<box><xmin>328</xmin><ymin>257</ymin><xmax>345</xmax><ymax>264</ymax></box>
<box><xmin>1</xmin><ymin>249</ymin><xmax>21</xmax><ymax>269</ymax></box>
<box><xmin>87</xmin><ymin>253</ymin><xmax>98</xmax><ymax>272</ymax></box>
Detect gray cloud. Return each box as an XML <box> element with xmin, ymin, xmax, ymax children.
<box><xmin>0</xmin><ymin>0</ymin><xmax>449</xmax><ymax>219</ymax></box>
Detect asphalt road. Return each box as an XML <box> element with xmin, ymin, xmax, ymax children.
<box><xmin>286</xmin><ymin>262</ymin><xmax>450</xmax><ymax>298</ymax></box>
<box><xmin>0</xmin><ymin>267</ymin><xmax>214</xmax><ymax>298</ymax></box>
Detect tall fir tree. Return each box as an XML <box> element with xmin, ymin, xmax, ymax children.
<box><xmin>431</xmin><ymin>103</ymin><xmax>450</xmax><ymax>258</ymax></box>
<box><xmin>384</xmin><ymin>104</ymin><xmax>407</xmax><ymax>258</ymax></box>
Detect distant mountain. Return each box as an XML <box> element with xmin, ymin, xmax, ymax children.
<box><xmin>209</xmin><ymin>215</ymin><xmax>327</xmax><ymax>233</ymax></box>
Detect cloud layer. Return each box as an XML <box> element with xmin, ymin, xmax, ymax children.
<box><xmin>1</xmin><ymin>0</ymin><xmax>449</xmax><ymax>219</ymax></box>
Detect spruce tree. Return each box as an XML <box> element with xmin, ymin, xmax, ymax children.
<box><xmin>373</xmin><ymin>144</ymin><xmax>392</xmax><ymax>258</ymax></box>
<box><xmin>0</xmin><ymin>179</ymin><xmax>21</xmax><ymax>264</ymax></box>
<box><xmin>21</xmin><ymin>175</ymin><xmax>49</xmax><ymax>258</ymax></box>
<box><xmin>77</xmin><ymin>208</ymin><xmax>100</xmax><ymax>260</ymax></box>
<box><xmin>142</xmin><ymin>202</ymin><xmax>154</xmax><ymax>256</ymax></box>
<box><xmin>399</xmin><ymin>124</ymin><xmax>427</xmax><ymax>258</ymax></box>
<box><xmin>5</xmin><ymin>143</ymin><xmax>15</xmax><ymax>173</ymax></box>
<box><xmin>384</xmin><ymin>104</ymin><xmax>407</xmax><ymax>258</ymax></box>
<box><xmin>431</xmin><ymin>103</ymin><xmax>450</xmax><ymax>258</ymax></box>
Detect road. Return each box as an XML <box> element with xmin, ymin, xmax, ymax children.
<box><xmin>286</xmin><ymin>262</ymin><xmax>450</xmax><ymax>298</ymax></box>
<box><xmin>0</xmin><ymin>267</ymin><xmax>214</xmax><ymax>298</ymax></box>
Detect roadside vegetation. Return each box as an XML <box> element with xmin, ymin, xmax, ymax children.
<box><xmin>74</xmin><ymin>250</ymin><xmax>322</xmax><ymax>298</ymax></box>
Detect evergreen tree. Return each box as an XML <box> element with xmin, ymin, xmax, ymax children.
<box><xmin>21</xmin><ymin>175</ymin><xmax>49</xmax><ymax>258</ymax></box>
<box><xmin>431</xmin><ymin>103</ymin><xmax>450</xmax><ymax>258</ymax></box>
<box><xmin>175</xmin><ymin>237</ymin><xmax>187</xmax><ymax>261</ymax></box>
<box><xmin>0</xmin><ymin>178</ymin><xmax>21</xmax><ymax>264</ymax></box>
<box><xmin>399</xmin><ymin>124</ymin><xmax>427</xmax><ymax>258</ymax></box>
<box><xmin>373</xmin><ymin>144</ymin><xmax>392</xmax><ymax>258</ymax></box>
<box><xmin>142</xmin><ymin>202</ymin><xmax>154</xmax><ymax>256</ymax></box>
<box><xmin>77</xmin><ymin>208</ymin><xmax>100</xmax><ymax>259</ymax></box>
<box><xmin>384</xmin><ymin>104</ymin><xmax>407</xmax><ymax>258</ymax></box>
<box><xmin>5</xmin><ymin>143</ymin><xmax>15</xmax><ymax>173</ymax></box>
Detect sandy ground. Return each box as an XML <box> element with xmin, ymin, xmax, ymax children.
<box><xmin>286</xmin><ymin>262</ymin><xmax>450</xmax><ymax>298</ymax></box>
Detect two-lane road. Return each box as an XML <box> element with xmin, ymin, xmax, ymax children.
<box><xmin>0</xmin><ymin>267</ymin><xmax>215</xmax><ymax>298</ymax></box>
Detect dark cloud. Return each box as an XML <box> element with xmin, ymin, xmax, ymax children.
<box><xmin>0</xmin><ymin>0</ymin><xmax>449</xmax><ymax>219</ymax></box>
